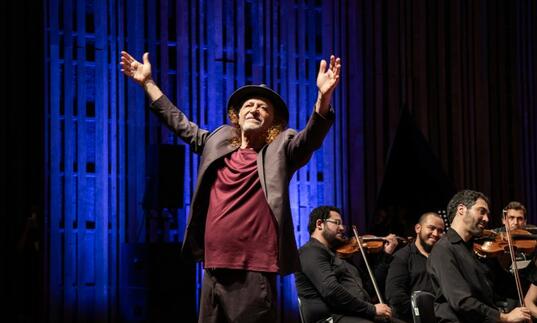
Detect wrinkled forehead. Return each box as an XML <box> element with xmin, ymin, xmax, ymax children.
<box><xmin>240</xmin><ymin>96</ymin><xmax>274</xmax><ymax>109</ymax></box>
<box><xmin>506</xmin><ymin>209</ymin><xmax>525</xmax><ymax>218</ymax></box>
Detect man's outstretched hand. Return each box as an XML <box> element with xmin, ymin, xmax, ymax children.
<box><xmin>120</xmin><ymin>51</ymin><xmax>152</xmax><ymax>87</ymax></box>
<box><xmin>315</xmin><ymin>55</ymin><xmax>341</xmax><ymax>116</ymax></box>
<box><xmin>317</xmin><ymin>55</ymin><xmax>341</xmax><ymax>97</ymax></box>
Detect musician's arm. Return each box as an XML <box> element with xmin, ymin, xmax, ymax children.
<box><xmin>428</xmin><ymin>249</ymin><xmax>500</xmax><ymax>322</ymax></box>
<box><xmin>524</xmin><ymin>283</ymin><xmax>537</xmax><ymax>318</ymax></box>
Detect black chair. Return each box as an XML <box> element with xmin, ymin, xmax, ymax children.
<box><xmin>297</xmin><ymin>297</ymin><xmax>333</xmax><ymax>323</ymax></box>
<box><xmin>411</xmin><ymin>290</ymin><xmax>436</xmax><ymax>323</ymax></box>
<box><xmin>298</xmin><ymin>297</ymin><xmax>307</xmax><ymax>323</ymax></box>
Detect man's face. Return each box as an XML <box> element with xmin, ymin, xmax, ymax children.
<box><xmin>416</xmin><ymin>214</ymin><xmax>445</xmax><ymax>253</ymax></box>
<box><xmin>462</xmin><ymin>198</ymin><xmax>490</xmax><ymax>236</ymax></box>
<box><xmin>503</xmin><ymin>209</ymin><xmax>526</xmax><ymax>230</ymax></box>
<box><xmin>238</xmin><ymin>97</ymin><xmax>275</xmax><ymax>135</ymax></box>
<box><xmin>321</xmin><ymin>211</ymin><xmax>346</xmax><ymax>248</ymax></box>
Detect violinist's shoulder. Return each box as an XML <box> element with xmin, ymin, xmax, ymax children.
<box><xmin>392</xmin><ymin>242</ymin><xmax>413</xmax><ymax>259</ymax></box>
<box><xmin>429</xmin><ymin>236</ymin><xmax>451</xmax><ymax>258</ymax></box>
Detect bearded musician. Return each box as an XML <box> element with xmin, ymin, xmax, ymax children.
<box><xmin>295</xmin><ymin>206</ymin><xmax>405</xmax><ymax>323</ymax></box>
<box><xmin>385</xmin><ymin>212</ymin><xmax>445</xmax><ymax>322</ymax></box>
<box><xmin>427</xmin><ymin>190</ymin><xmax>531</xmax><ymax>322</ymax></box>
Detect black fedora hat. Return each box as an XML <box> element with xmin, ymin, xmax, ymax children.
<box><xmin>227</xmin><ymin>84</ymin><xmax>289</xmax><ymax>126</ymax></box>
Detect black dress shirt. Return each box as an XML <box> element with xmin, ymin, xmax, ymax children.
<box><xmin>295</xmin><ymin>238</ymin><xmax>377</xmax><ymax>322</ymax></box>
<box><xmin>385</xmin><ymin>242</ymin><xmax>431</xmax><ymax>322</ymax></box>
<box><xmin>427</xmin><ymin>228</ymin><xmax>500</xmax><ymax>323</ymax></box>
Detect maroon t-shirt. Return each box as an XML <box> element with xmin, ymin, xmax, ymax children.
<box><xmin>204</xmin><ymin>148</ymin><xmax>279</xmax><ymax>272</ymax></box>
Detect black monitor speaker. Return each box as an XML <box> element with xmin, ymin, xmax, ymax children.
<box><xmin>143</xmin><ymin>144</ymin><xmax>185</xmax><ymax>210</ymax></box>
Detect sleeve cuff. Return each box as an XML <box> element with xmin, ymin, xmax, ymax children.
<box><xmin>149</xmin><ymin>94</ymin><xmax>167</xmax><ymax>109</ymax></box>
<box><xmin>315</xmin><ymin>105</ymin><xmax>335</xmax><ymax>120</ymax></box>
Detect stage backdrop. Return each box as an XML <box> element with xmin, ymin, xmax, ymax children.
<box><xmin>44</xmin><ymin>0</ymin><xmax>358</xmax><ymax>322</ymax></box>
<box><xmin>43</xmin><ymin>0</ymin><xmax>537</xmax><ymax>322</ymax></box>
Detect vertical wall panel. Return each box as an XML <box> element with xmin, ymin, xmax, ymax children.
<box><xmin>46</xmin><ymin>0</ymin><xmax>344</xmax><ymax>321</ymax></box>
<box><xmin>47</xmin><ymin>0</ymin><xmax>63</xmax><ymax>321</ymax></box>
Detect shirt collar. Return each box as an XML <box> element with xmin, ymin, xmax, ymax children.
<box><xmin>447</xmin><ymin>228</ymin><xmax>474</xmax><ymax>248</ymax></box>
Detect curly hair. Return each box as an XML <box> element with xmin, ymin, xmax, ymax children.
<box><xmin>446</xmin><ymin>189</ymin><xmax>489</xmax><ymax>223</ymax></box>
<box><xmin>227</xmin><ymin>105</ymin><xmax>286</xmax><ymax>147</ymax></box>
<box><xmin>307</xmin><ymin>206</ymin><xmax>342</xmax><ymax>234</ymax></box>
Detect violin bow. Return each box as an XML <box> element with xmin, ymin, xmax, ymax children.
<box><xmin>352</xmin><ymin>225</ymin><xmax>384</xmax><ymax>304</ymax></box>
<box><xmin>503</xmin><ymin>210</ymin><xmax>525</xmax><ymax>307</ymax></box>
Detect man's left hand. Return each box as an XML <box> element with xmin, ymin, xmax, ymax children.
<box><xmin>383</xmin><ymin>234</ymin><xmax>399</xmax><ymax>255</ymax></box>
<box><xmin>315</xmin><ymin>55</ymin><xmax>341</xmax><ymax>115</ymax></box>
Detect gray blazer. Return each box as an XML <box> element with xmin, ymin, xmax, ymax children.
<box><xmin>150</xmin><ymin>95</ymin><xmax>334</xmax><ymax>275</ymax></box>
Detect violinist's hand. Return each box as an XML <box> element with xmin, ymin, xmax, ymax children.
<box><xmin>500</xmin><ymin>306</ymin><xmax>531</xmax><ymax>322</ymax></box>
<box><xmin>374</xmin><ymin>303</ymin><xmax>392</xmax><ymax>320</ymax></box>
<box><xmin>383</xmin><ymin>234</ymin><xmax>398</xmax><ymax>255</ymax></box>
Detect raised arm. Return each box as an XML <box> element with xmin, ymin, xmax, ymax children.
<box><xmin>120</xmin><ymin>51</ymin><xmax>163</xmax><ymax>102</ymax></box>
<box><xmin>285</xmin><ymin>55</ymin><xmax>341</xmax><ymax>167</ymax></box>
<box><xmin>120</xmin><ymin>51</ymin><xmax>210</xmax><ymax>153</ymax></box>
<box><xmin>315</xmin><ymin>55</ymin><xmax>341</xmax><ymax>117</ymax></box>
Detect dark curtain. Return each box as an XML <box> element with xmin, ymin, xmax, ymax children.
<box><xmin>0</xmin><ymin>1</ymin><xmax>44</xmax><ymax>322</ymax></box>
<box><xmin>343</xmin><ymin>0</ymin><xmax>537</xmax><ymax>229</ymax></box>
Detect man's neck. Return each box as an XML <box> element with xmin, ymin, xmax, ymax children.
<box><xmin>450</xmin><ymin>222</ymin><xmax>472</xmax><ymax>242</ymax></box>
<box><xmin>311</xmin><ymin>234</ymin><xmax>330</xmax><ymax>249</ymax></box>
<box><xmin>240</xmin><ymin>131</ymin><xmax>265</xmax><ymax>150</ymax></box>
<box><xmin>414</xmin><ymin>239</ymin><xmax>430</xmax><ymax>257</ymax></box>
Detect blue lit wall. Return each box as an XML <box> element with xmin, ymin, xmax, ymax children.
<box><xmin>44</xmin><ymin>0</ymin><xmax>362</xmax><ymax>321</ymax></box>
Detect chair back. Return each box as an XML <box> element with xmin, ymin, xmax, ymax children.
<box><xmin>411</xmin><ymin>290</ymin><xmax>436</xmax><ymax>323</ymax></box>
<box><xmin>297</xmin><ymin>297</ymin><xmax>333</xmax><ymax>323</ymax></box>
<box><xmin>297</xmin><ymin>297</ymin><xmax>306</xmax><ymax>323</ymax></box>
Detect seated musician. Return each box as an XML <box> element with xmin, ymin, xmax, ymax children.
<box><xmin>385</xmin><ymin>212</ymin><xmax>445</xmax><ymax>321</ymax></box>
<box><xmin>513</xmin><ymin>201</ymin><xmax>537</xmax><ymax>321</ymax></box>
<box><xmin>488</xmin><ymin>201</ymin><xmax>536</xmax><ymax>310</ymax></box>
<box><xmin>427</xmin><ymin>190</ymin><xmax>531</xmax><ymax>322</ymax></box>
<box><xmin>502</xmin><ymin>201</ymin><xmax>528</xmax><ymax>231</ymax></box>
<box><xmin>295</xmin><ymin>206</ymin><xmax>404</xmax><ymax>323</ymax></box>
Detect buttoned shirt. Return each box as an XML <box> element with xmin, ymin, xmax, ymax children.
<box><xmin>427</xmin><ymin>228</ymin><xmax>500</xmax><ymax>323</ymax></box>
<box><xmin>295</xmin><ymin>238</ymin><xmax>377</xmax><ymax>322</ymax></box>
<box><xmin>385</xmin><ymin>242</ymin><xmax>432</xmax><ymax>321</ymax></box>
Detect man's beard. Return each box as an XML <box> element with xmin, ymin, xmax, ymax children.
<box><xmin>418</xmin><ymin>234</ymin><xmax>434</xmax><ymax>253</ymax></box>
<box><xmin>465</xmin><ymin>210</ymin><xmax>485</xmax><ymax>236</ymax></box>
<box><xmin>322</xmin><ymin>230</ymin><xmax>345</xmax><ymax>249</ymax></box>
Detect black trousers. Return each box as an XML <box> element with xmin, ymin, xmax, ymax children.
<box><xmin>198</xmin><ymin>269</ymin><xmax>277</xmax><ymax>323</ymax></box>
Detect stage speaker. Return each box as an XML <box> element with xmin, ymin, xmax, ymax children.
<box><xmin>123</xmin><ymin>243</ymin><xmax>197</xmax><ymax>322</ymax></box>
<box><xmin>143</xmin><ymin>144</ymin><xmax>185</xmax><ymax>210</ymax></box>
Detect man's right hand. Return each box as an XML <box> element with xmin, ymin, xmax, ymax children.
<box><xmin>120</xmin><ymin>51</ymin><xmax>152</xmax><ymax>87</ymax></box>
<box><xmin>374</xmin><ymin>303</ymin><xmax>392</xmax><ymax>320</ymax></box>
<box><xmin>500</xmin><ymin>306</ymin><xmax>531</xmax><ymax>322</ymax></box>
<box><xmin>120</xmin><ymin>51</ymin><xmax>163</xmax><ymax>102</ymax></box>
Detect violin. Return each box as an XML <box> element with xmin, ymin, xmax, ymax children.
<box><xmin>336</xmin><ymin>234</ymin><xmax>410</xmax><ymax>258</ymax></box>
<box><xmin>474</xmin><ymin>228</ymin><xmax>537</xmax><ymax>258</ymax></box>
<box><xmin>475</xmin><ymin>219</ymin><xmax>537</xmax><ymax>314</ymax></box>
<box><xmin>349</xmin><ymin>226</ymin><xmax>386</xmax><ymax>304</ymax></box>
